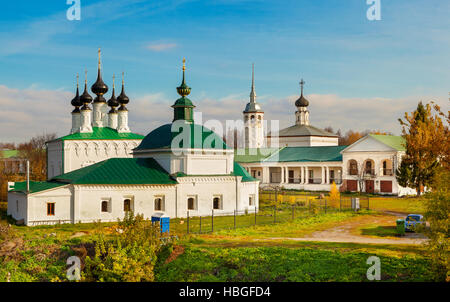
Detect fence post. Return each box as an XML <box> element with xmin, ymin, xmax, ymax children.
<box><xmin>325</xmin><ymin>198</ymin><xmax>327</xmax><ymax>214</ymax></box>
<box><xmin>292</xmin><ymin>205</ymin><xmax>295</xmax><ymax>220</ymax></box>
<box><xmin>255</xmin><ymin>207</ymin><xmax>257</xmax><ymax>225</ymax></box>
<box><xmin>367</xmin><ymin>196</ymin><xmax>370</xmax><ymax>210</ymax></box>
<box><xmin>234</xmin><ymin>210</ymin><xmax>236</xmax><ymax>229</ymax></box>
<box><xmin>199</xmin><ymin>215</ymin><xmax>202</xmax><ymax>234</ymax></box>
<box><xmin>339</xmin><ymin>195</ymin><xmax>342</xmax><ymax>211</ymax></box>
<box><xmin>211</xmin><ymin>210</ymin><xmax>214</xmax><ymax>233</ymax></box>
<box><xmin>274</xmin><ymin>205</ymin><xmax>276</xmax><ymax>223</ymax></box>
<box><xmin>187</xmin><ymin>211</ymin><xmax>190</xmax><ymax>234</ymax></box>
<box><xmin>309</xmin><ymin>198</ymin><xmax>311</xmax><ymax>214</ymax></box>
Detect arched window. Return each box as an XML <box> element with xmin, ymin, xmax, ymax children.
<box><xmin>154</xmin><ymin>198</ymin><xmax>163</xmax><ymax>211</ymax></box>
<box><xmin>124</xmin><ymin>199</ymin><xmax>131</xmax><ymax>212</ymax></box>
<box><xmin>364</xmin><ymin>159</ymin><xmax>375</xmax><ymax>176</ymax></box>
<box><xmin>101</xmin><ymin>201</ymin><xmax>109</xmax><ymax>212</ymax></box>
<box><xmin>382</xmin><ymin>159</ymin><xmax>393</xmax><ymax>175</ymax></box>
<box><xmin>349</xmin><ymin>160</ymin><xmax>358</xmax><ymax>175</ymax></box>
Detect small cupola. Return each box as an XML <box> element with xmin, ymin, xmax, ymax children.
<box><xmin>91</xmin><ymin>48</ymin><xmax>108</xmax><ymax>102</ymax></box>
<box><xmin>80</xmin><ymin>70</ymin><xmax>93</xmax><ymax>110</ymax></box>
<box><xmin>172</xmin><ymin>58</ymin><xmax>195</xmax><ymax>123</ymax></box>
<box><xmin>295</xmin><ymin>78</ymin><xmax>309</xmax><ymax>107</ymax></box>
<box><xmin>71</xmin><ymin>73</ymin><xmax>82</xmax><ymax>113</ymax></box>
<box><xmin>117</xmin><ymin>72</ymin><xmax>130</xmax><ymax>111</ymax></box>
<box><xmin>107</xmin><ymin>74</ymin><xmax>119</xmax><ymax>113</ymax></box>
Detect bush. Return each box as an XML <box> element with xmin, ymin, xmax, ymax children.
<box><xmin>83</xmin><ymin>212</ymin><xmax>174</xmax><ymax>282</ymax></box>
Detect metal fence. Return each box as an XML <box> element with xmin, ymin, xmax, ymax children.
<box><xmin>185</xmin><ymin>194</ymin><xmax>369</xmax><ymax>234</ymax></box>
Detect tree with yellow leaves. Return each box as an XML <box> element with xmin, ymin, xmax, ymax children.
<box><xmin>329</xmin><ymin>181</ymin><xmax>340</xmax><ymax>208</ymax></box>
<box><xmin>397</xmin><ymin>101</ymin><xmax>447</xmax><ymax>196</ymax></box>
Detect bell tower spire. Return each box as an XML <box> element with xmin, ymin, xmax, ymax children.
<box><xmin>243</xmin><ymin>63</ymin><xmax>264</xmax><ymax>148</ymax></box>
<box><xmin>172</xmin><ymin>58</ymin><xmax>195</xmax><ymax>123</ymax></box>
<box><xmin>91</xmin><ymin>48</ymin><xmax>109</xmax><ymax>127</ymax></box>
<box><xmin>295</xmin><ymin>78</ymin><xmax>310</xmax><ymax>126</ymax></box>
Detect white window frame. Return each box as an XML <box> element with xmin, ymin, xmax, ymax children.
<box><xmin>187</xmin><ymin>195</ymin><xmax>197</xmax><ymax>211</ymax></box>
<box><xmin>212</xmin><ymin>195</ymin><xmax>223</xmax><ymax>210</ymax></box>
<box><xmin>101</xmin><ymin>198</ymin><xmax>111</xmax><ymax>213</ymax></box>
<box><xmin>249</xmin><ymin>194</ymin><xmax>256</xmax><ymax>206</ymax></box>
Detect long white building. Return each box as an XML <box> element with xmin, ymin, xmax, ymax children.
<box><xmin>7</xmin><ymin>58</ymin><xmax>259</xmax><ymax>226</ymax></box>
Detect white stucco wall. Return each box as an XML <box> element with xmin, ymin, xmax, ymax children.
<box><xmin>47</xmin><ymin>139</ymin><xmax>142</xmax><ymax>179</ymax></box>
<box><xmin>267</xmin><ymin>136</ymin><xmax>338</xmax><ymax>147</ymax></box>
<box><xmin>7</xmin><ymin>192</ymin><xmax>28</xmax><ymax>223</ymax></box>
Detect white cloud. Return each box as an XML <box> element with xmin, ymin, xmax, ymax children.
<box><xmin>0</xmin><ymin>84</ymin><xmax>448</xmax><ymax>144</ymax></box>
<box><xmin>146</xmin><ymin>43</ymin><xmax>178</xmax><ymax>52</ymax></box>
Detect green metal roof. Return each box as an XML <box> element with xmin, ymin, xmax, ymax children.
<box><xmin>52</xmin><ymin>158</ymin><xmax>177</xmax><ymax>185</ymax></box>
<box><xmin>0</xmin><ymin>149</ymin><xmax>19</xmax><ymax>158</ymax></box>
<box><xmin>268</xmin><ymin>124</ymin><xmax>338</xmax><ymax>137</ymax></box>
<box><xmin>171</xmin><ymin>162</ymin><xmax>258</xmax><ymax>182</ymax></box>
<box><xmin>234</xmin><ymin>148</ymin><xmax>281</xmax><ymax>163</ymax></box>
<box><xmin>173</xmin><ymin>96</ymin><xmax>194</xmax><ymax>107</ymax></box>
<box><xmin>136</xmin><ymin>123</ymin><xmax>230</xmax><ymax>150</ymax></box>
<box><xmin>51</xmin><ymin>127</ymin><xmax>144</xmax><ymax>142</ymax></box>
<box><xmin>233</xmin><ymin>162</ymin><xmax>258</xmax><ymax>182</ymax></box>
<box><xmin>369</xmin><ymin>134</ymin><xmax>406</xmax><ymax>151</ymax></box>
<box><xmin>264</xmin><ymin>146</ymin><xmax>347</xmax><ymax>162</ymax></box>
<box><xmin>10</xmin><ymin>181</ymin><xmax>67</xmax><ymax>194</ymax></box>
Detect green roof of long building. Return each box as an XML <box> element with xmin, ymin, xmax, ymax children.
<box><xmin>234</xmin><ymin>148</ymin><xmax>281</xmax><ymax>163</ymax></box>
<box><xmin>50</xmin><ymin>127</ymin><xmax>144</xmax><ymax>142</ymax></box>
<box><xmin>264</xmin><ymin>146</ymin><xmax>347</xmax><ymax>162</ymax></box>
<box><xmin>52</xmin><ymin>158</ymin><xmax>177</xmax><ymax>185</ymax></box>
<box><xmin>9</xmin><ymin>181</ymin><xmax>67</xmax><ymax>194</ymax></box>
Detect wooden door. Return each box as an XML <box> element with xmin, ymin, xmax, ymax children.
<box><xmin>365</xmin><ymin>180</ymin><xmax>374</xmax><ymax>193</ymax></box>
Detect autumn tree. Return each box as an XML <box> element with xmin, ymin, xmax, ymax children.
<box><xmin>396</xmin><ymin>101</ymin><xmax>447</xmax><ymax>196</ymax></box>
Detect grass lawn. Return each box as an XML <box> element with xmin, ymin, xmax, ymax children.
<box><xmin>155</xmin><ymin>241</ymin><xmax>433</xmax><ymax>282</ymax></box>
<box><xmin>367</xmin><ymin>196</ymin><xmax>425</xmax><ymax>214</ymax></box>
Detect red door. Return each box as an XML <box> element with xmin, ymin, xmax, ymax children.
<box><xmin>380</xmin><ymin>181</ymin><xmax>392</xmax><ymax>193</ymax></box>
<box><xmin>346</xmin><ymin>180</ymin><xmax>357</xmax><ymax>192</ymax></box>
<box><xmin>365</xmin><ymin>180</ymin><xmax>374</xmax><ymax>193</ymax></box>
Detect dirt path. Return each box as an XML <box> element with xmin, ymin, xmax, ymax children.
<box><xmin>269</xmin><ymin>213</ymin><xmax>428</xmax><ymax>245</ymax></box>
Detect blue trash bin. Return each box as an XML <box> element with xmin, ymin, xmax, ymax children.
<box><xmin>151</xmin><ymin>213</ymin><xmax>170</xmax><ymax>233</ymax></box>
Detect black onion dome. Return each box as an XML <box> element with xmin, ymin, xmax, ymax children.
<box><xmin>80</xmin><ymin>81</ymin><xmax>93</xmax><ymax>105</ymax></box>
<box><xmin>71</xmin><ymin>85</ymin><xmax>82</xmax><ymax>113</ymax></box>
<box><xmin>91</xmin><ymin>70</ymin><xmax>108</xmax><ymax>98</ymax></box>
<box><xmin>91</xmin><ymin>49</ymin><xmax>108</xmax><ymax>99</ymax></box>
<box><xmin>107</xmin><ymin>80</ymin><xmax>119</xmax><ymax>113</ymax></box>
<box><xmin>295</xmin><ymin>95</ymin><xmax>309</xmax><ymax>107</ymax></box>
<box><xmin>295</xmin><ymin>78</ymin><xmax>309</xmax><ymax>107</ymax></box>
<box><xmin>117</xmin><ymin>73</ymin><xmax>129</xmax><ymax>111</ymax></box>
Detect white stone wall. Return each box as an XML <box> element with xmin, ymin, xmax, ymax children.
<box><xmin>47</xmin><ymin>139</ymin><xmax>141</xmax><ymax>179</ymax></box>
<box><xmin>7</xmin><ymin>192</ymin><xmax>28</xmax><ymax>223</ymax></box>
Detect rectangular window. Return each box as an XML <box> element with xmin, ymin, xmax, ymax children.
<box><xmin>154</xmin><ymin>197</ymin><xmax>165</xmax><ymax>211</ymax></box>
<box><xmin>213</xmin><ymin>196</ymin><xmax>222</xmax><ymax>210</ymax></box>
<box><xmin>47</xmin><ymin>203</ymin><xmax>55</xmax><ymax>216</ymax></box>
<box><xmin>124</xmin><ymin>199</ymin><xmax>131</xmax><ymax>212</ymax></box>
<box><xmin>249</xmin><ymin>194</ymin><xmax>255</xmax><ymax>206</ymax></box>
<box><xmin>101</xmin><ymin>200</ymin><xmax>109</xmax><ymax>213</ymax></box>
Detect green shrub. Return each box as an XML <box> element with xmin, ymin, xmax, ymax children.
<box><xmin>83</xmin><ymin>212</ymin><xmax>174</xmax><ymax>282</ymax></box>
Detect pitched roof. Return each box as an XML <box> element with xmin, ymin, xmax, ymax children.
<box><xmin>264</xmin><ymin>146</ymin><xmax>347</xmax><ymax>162</ymax></box>
<box><xmin>172</xmin><ymin>162</ymin><xmax>258</xmax><ymax>182</ymax></box>
<box><xmin>9</xmin><ymin>181</ymin><xmax>67</xmax><ymax>194</ymax></box>
<box><xmin>234</xmin><ymin>148</ymin><xmax>281</xmax><ymax>163</ymax></box>
<box><xmin>233</xmin><ymin>162</ymin><xmax>258</xmax><ymax>182</ymax></box>
<box><xmin>52</xmin><ymin>158</ymin><xmax>177</xmax><ymax>185</ymax></box>
<box><xmin>268</xmin><ymin>124</ymin><xmax>337</xmax><ymax>138</ymax></box>
<box><xmin>50</xmin><ymin>127</ymin><xmax>144</xmax><ymax>142</ymax></box>
<box><xmin>369</xmin><ymin>134</ymin><xmax>406</xmax><ymax>151</ymax></box>
<box><xmin>136</xmin><ymin>123</ymin><xmax>230</xmax><ymax>150</ymax></box>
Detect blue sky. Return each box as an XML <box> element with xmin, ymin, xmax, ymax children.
<box><xmin>0</xmin><ymin>0</ymin><xmax>449</xmax><ymax>142</ymax></box>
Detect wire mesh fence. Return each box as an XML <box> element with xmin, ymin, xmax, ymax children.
<box><xmin>186</xmin><ymin>194</ymin><xmax>369</xmax><ymax>234</ymax></box>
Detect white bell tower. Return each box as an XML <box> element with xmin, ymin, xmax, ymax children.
<box><xmin>243</xmin><ymin>64</ymin><xmax>264</xmax><ymax>148</ymax></box>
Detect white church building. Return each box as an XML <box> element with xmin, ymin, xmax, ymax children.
<box><xmin>237</xmin><ymin>76</ymin><xmax>415</xmax><ymax>196</ymax></box>
<box><xmin>7</xmin><ymin>57</ymin><xmax>259</xmax><ymax>226</ymax></box>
